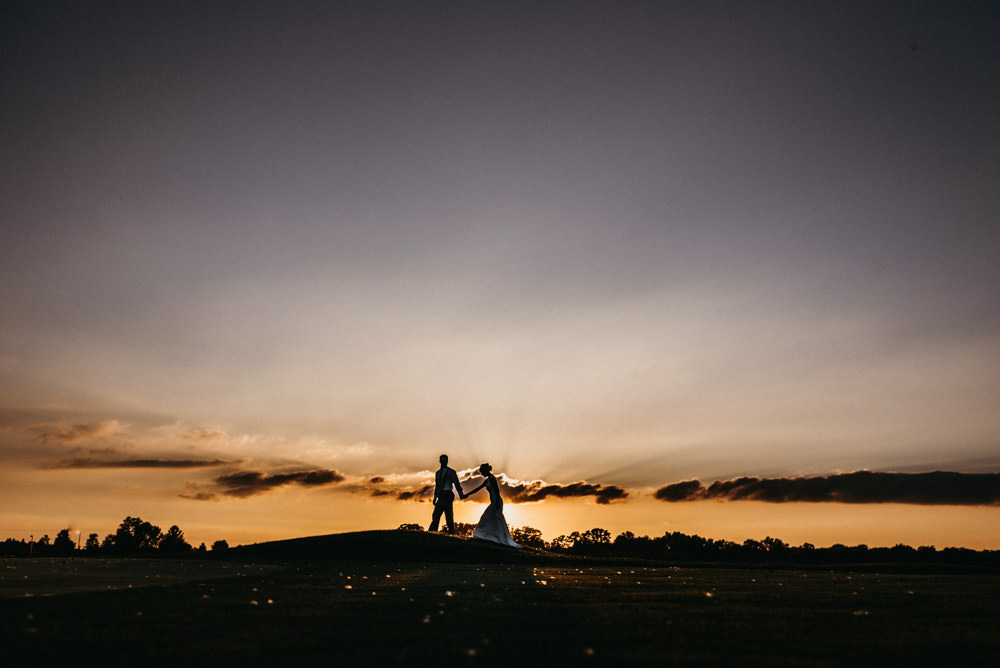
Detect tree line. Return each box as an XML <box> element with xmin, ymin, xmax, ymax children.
<box><xmin>0</xmin><ymin>516</ymin><xmax>230</xmax><ymax>557</ymax></box>
<box><xmin>399</xmin><ymin>523</ymin><xmax>1000</xmax><ymax>567</ymax></box>
<box><xmin>5</xmin><ymin>517</ymin><xmax>998</xmax><ymax>566</ymax></box>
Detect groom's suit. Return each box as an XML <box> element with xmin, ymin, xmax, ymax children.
<box><xmin>429</xmin><ymin>465</ymin><xmax>463</xmax><ymax>533</ymax></box>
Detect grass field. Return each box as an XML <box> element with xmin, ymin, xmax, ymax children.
<box><xmin>3</xmin><ymin>531</ymin><xmax>998</xmax><ymax>666</ymax></box>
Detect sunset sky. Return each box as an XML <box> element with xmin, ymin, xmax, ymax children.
<box><xmin>2</xmin><ymin>1</ymin><xmax>998</xmax><ymax>550</ymax></box>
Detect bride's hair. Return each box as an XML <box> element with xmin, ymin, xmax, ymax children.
<box><xmin>479</xmin><ymin>463</ymin><xmax>492</xmax><ymax>476</ymax></box>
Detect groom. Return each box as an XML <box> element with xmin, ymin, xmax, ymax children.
<box><xmin>429</xmin><ymin>453</ymin><xmax>465</xmax><ymax>533</ymax></box>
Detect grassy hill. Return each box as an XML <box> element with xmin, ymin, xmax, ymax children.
<box><xmin>223</xmin><ymin>529</ymin><xmax>563</xmax><ymax>563</ymax></box>
<box><xmin>5</xmin><ymin>533</ymin><xmax>1000</xmax><ymax>665</ymax></box>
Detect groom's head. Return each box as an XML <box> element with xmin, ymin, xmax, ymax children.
<box><xmin>439</xmin><ymin>454</ymin><xmax>448</xmax><ymax>466</ymax></box>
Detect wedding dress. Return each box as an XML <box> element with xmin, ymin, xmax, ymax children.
<box><xmin>472</xmin><ymin>475</ymin><xmax>519</xmax><ymax>548</ymax></box>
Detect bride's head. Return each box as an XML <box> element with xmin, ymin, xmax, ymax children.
<box><xmin>479</xmin><ymin>463</ymin><xmax>492</xmax><ymax>477</ymax></box>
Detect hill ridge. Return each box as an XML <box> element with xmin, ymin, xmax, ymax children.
<box><xmin>223</xmin><ymin>529</ymin><xmax>560</xmax><ymax>564</ymax></box>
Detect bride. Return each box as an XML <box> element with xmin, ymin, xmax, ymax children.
<box><xmin>466</xmin><ymin>463</ymin><xmax>519</xmax><ymax>548</ymax></box>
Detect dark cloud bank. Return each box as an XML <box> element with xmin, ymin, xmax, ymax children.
<box><xmin>183</xmin><ymin>469</ymin><xmax>346</xmax><ymax>500</ymax></box>
<box><xmin>214</xmin><ymin>469</ymin><xmax>346</xmax><ymax>498</ymax></box>
<box><xmin>655</xmin><ymin>471</ymin><xmax>1000</xmax><ymax>506</ymax></box>
<box><xmin>372</xmin><ymin>478</ymin><xmax>628</xmax><ymax>505</ymax></box>
<box><xmin>502</xmin><ymin>480</ymin><xmax>627</xmax><ymax>505</ymax></box>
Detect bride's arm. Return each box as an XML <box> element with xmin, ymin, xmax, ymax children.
<box><xmin>466</xmin><ymin>480</ymin><xmax>487</xmax><ymax>495</ymax></box>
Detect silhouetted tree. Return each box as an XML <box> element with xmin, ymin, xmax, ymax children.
<box><xmin>511</xmin><ymin>526</ymin><xmax>545</xmax><ymax>549</ymax></box>
<box><xmin>211</xmin><ymin>539</ymin><xmax>229</xmax><ymax>551</ymax></box>
<box><xmin>397</xmin><ymin>523</ymin><xmax>423</xmax><ymax>531</ymax></box>
<box><xmin>53</xmin><ymin>529</ymin><xmax>76</xmax><ymax>556</ymax></box>
<box><xmin>612</xmin><ymin>531</ymin><xmax>657</xmax><ymax>556</ymax></box>
<box><xmin>1</xmin><ymin>538</ymin><xmax>30</xmax><ymax>556</ymax></box>
<box><xmin>104</xmin><ymin>517</ymin><xmax>162</xmax><ymax>555</ymax></box>
<box><xmin>158</xmin><ymin>525</ymin><xmax>192</xmax><ymax>554</ymax></box>
<box><xmin>548</xmin><ymin>534</ymin><xmax>575</xmax><ymax>552</ymax></box>
<box><xmin>890</xmin><ymin>543</ymin><xmax>916</xmax><ymax>558</ymax></box>
<box><xmin>196</xmin><ymin>542</ymin><xmax>207</xmax><ymax>553</ymax></box>
<box><xmin>582</xmin><ymin>527</ymin><xmax>611</xmax><ymax>544</ymax></box>
<box><xmin>456</xmin><ymin>522</ymin><xmax>478</xmax><ymax>539</ymax></box>
<box><xmin>33</xmin><ymin>534</ymin><xmax>51</xmax><ymax>556</ymax></box>
<box><xmin>559</xmin><ymin>528</ymin><xmax>612</xmax><ymax>555</ymax></box>
<box><xmin>761</xmin><ymin>536</ymin><xmax>787</xmax><ymax>553</ymax></box>
<box><xmin>85</xmin><ymin>533</ymin><xmax>100</xmax><ymax>553</ymax></box>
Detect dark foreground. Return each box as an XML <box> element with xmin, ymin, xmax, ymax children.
<box><xmin>3</xmin><ymin>532</ymin><xmax>999</xmax><ymax>666</ymax></box>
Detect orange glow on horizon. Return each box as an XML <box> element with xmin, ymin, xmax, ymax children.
<box><xmin>8</xmin><ymin>492</ymin><xmax>995</xmax><ymax>552</ymax></box>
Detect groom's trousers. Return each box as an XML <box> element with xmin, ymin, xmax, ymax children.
<box><xmin>429</xmin><ymin>491</ymin><xmax>456</xmax><ymax>533</ymax></box>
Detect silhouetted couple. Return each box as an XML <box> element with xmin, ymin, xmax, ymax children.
<box><xmin>429</xmin><ymin>454</ymin><xmax>518</xmax><ymax>548</ymax></box>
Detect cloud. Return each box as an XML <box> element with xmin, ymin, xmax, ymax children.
<box><xmin>654</xmin><ymin>479</ymin><xmax>704</xmax><ymax>501</ymax></box>
<box><xmin>365</xmin><ymin>476</ymin><xmax>394</xmax><ymax>496</ymax></box>
<box><xmin>44</xmin><ymin>457</ymin><xmax>234</xmax><ymax>469</ymax></box>
<box><xmin>38</xmin><ymin>420</ymin><xmax>121</xmax><ymax>443</ymax></box>
<box><xmin>396</xmin><ymin>485</ymin><xmax>433</xmax><ymax>501</ymax></box>
<box><xmin>212</xmin><ymin>469</ymin><xmax>346</xmax><ymax>498</ymax></box>
<box><xmin>369</xmin><ymin>475</ymin><xmax>628</xmax><ymax>505</ymax></box>
<box><xmin>181</xmin><ymin>465</ymin><xmax>627</xmax><ymax>505</ymax></box>
<box><xmin>181</xmin><ymin>428</ymin><xmax>229</xmax><ymax>442</ymax></box>
<box><xmin>499</xmin><ymin>479</ymin><xmax>628</xmax><ymax>505</ymax></box>
<box><xmin>654</xmin><ymin>471</ymin><xmax>1000</xmax><ymax>506</ymax></box>
<box><xmin>179</xmin><ymin>491</ymin><xmax>218</xmax><ymax>501</ymax></box>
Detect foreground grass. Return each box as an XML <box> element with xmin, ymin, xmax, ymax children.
<box><xmin>2</xmin><ymin>535</ymin><xmax>999</xmax><ymax>666</ymax></box>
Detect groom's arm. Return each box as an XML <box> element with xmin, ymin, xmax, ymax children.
<box><xmin>450</xmin><ymin>469</ymin><xmax>466</xmax><ymax>499</ymax></box>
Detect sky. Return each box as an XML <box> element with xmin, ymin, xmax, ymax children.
<box><xmin>2</xmin><ymin>0</ymin><xmax>999</xmax><ymax>549</ymax></box>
